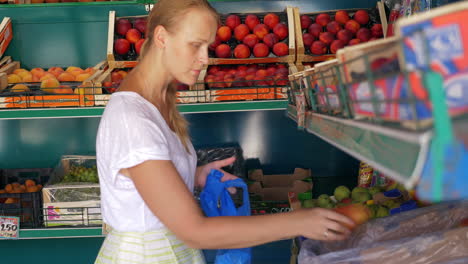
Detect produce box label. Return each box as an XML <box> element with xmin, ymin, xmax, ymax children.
<box><xmin>0</xmin><ymin>216</ymin><xmax>19</xmax><ymax>239</ymax></box>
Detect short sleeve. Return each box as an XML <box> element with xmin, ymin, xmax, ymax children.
<box><xmin>96</xmin><ymin>95</ymin><xmax>171</xmax><ymax>187</ymax></box>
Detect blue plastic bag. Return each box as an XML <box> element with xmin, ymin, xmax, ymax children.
<box><xmin>199</xmin><ymin>169</ymin><xmax>252</xmax><ymax>264</ymax></box>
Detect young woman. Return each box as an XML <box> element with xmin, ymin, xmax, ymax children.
<box><xmin>95</xmin><ymin>0</ymin><xmax>354</xmax><ymax>263</ymax></box>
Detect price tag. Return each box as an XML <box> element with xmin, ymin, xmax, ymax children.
<box><xmin>0</xmin><ymin>216</ymin><xmax>20</xmax><ymax>239</ymax></box>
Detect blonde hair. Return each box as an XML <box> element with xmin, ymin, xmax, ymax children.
<box><xmin>139</xmin><ymin>0</ymin><xmax>219</xmax><ymax>152</ymax></box>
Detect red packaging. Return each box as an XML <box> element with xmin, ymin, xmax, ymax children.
<box><xmin>358</xmin><ymin>162</ymin><xmax>373</xmax><ymax>188</ymax></box>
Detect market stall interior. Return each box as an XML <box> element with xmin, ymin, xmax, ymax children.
<box><xmin>0</xmin><ymin>0</ymin><xmax>467</xmax><ymax>263</ymax></box>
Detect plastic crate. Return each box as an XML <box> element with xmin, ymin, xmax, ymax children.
<box><xmin>0</xmin><ymin>191</ymin><xmax>43</xmax><ymax>228</ymax></box>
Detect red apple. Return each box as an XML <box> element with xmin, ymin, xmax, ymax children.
<box><xmin>308</xmin><ymin>23</ymin><xmax>323</xmax><ymax>38</ymax></box>
<box><xmin>245</xmin><ymin>14</ymin><xmax>260</xmax><ymax>31</ymax></box>
<box><xmin>263</xmin><ymin>33</ymin><xmax>279</xmax><ymax>48</ymax></box>
<box><xmin>273</xmin><ymin>42</ymin><xmax>289</xmax><ymax>56</ymax></box>
<box><xmin>253</xmin><ymin>43</ymin><xmax>270</xmax><ymax>57</ymax></box>
<box><xmin>319</xmin><ymin>32</ymin><xmax>335</xmax><ymax>45</ymax></box>
<box><xmin>264</xmin><ymin>13</ymin><xmax>280</xmax><ymax>30</ymax></box>
<box><xmin>135</xmin><ymin>38</ymin><xmax>145</xmax><ymax>55</ymax></box>
<box><xmin>125</xmin><ymin>28</ymin><xmax>141</xmax><ymax>44</ymax></box>
<box><xmin>337</xmin><ymin>29</ymin><xmax>353</xmax><ymax>44</ymax></box>
<box><xmin>116</xmin><ymin>19</ymin><xmax>132</xmax><ymax>36</ymax></box>
<box><xmin>237</xmin><ymin>65</ymin><xmax>248</xmax><ymax>72</ymax></box>
<box><xmin>225</xmin><ymin>14</ymin><xmax>241</xmax><ymax>30</ymax></box>
<box><xmin>243</xmin><ymin>34</ymin><xmax>259</xmax><ymax>48</ymax></box>
<box><xmin>273</xmin><ymin>23</ymin><xmax>288</xmax><ymax>40</ymax></box>
<box><xmin>345</xmin><ymin>19</ymin><xmax>361</xmax><ymax>34</ymax></box>
<box><xmin>371</xmin><ymin>24</ymin><xmax>383</xmax><ymax>38</ymax></box>
<box><xmin>233</xmin><ymin>44</ymin><xmax>251</xmax><ymax>58</ymax></box>
<box><xmin>310</xmin><ymin>40</ymin><xmax>327</xmax><ymax>55</ymax></box>
<box><xmin>217</xmin><ymin>26</ymin><xmax>232</xmax><ymax>42</ymax></box>
<box><xmin>335</xmin><ymin>10</ymin><xmax>350</xmax><ymax>25</ymax></box>
<box><xmin>253</xmin><ymin>24</ymin><xmax>270</xmax><ymax>40</ymax></box>
<box><xmin>330</xmin><ymin>39</ymin><xmax>345</xmax><ymax>54</ymax></box>
<box><xmin>301</xmin><ymin>15</ymin><xmax>313</xmax><ymax>29</ymax></box>
<box><xmin>356</xmin><ymin>27</ymin><xmax>371</xmax><ymax>42</ymax></box>
<box><xmin>114</xmin><ymin>38</ymin><xmax>130</xmax><ymax>55</ymax></box>
<box><xmin>234</xmin><ymin>24</ymin><xmax>250</xmax><ymax>41</ymax></box>
<box><xmin>302</xmin><ymin>33</ymin><xmax>315</xmax><ymax>47</ymax></box>
<box><xmin>208</xmin><ymin>66</ymin><xmax>221</xmax><ymax>75</ymax></box>
<box><xmin>134</xmin><ymin>18</ymin><xmax>147</xmax><ymax>34</ymax></box>
<box><xmin>215</xmin><ymin>44</ymin><xmax>232</xmax><ymax>58</ymax></box>
<box><xmin>354</xmin><ymin>10</ymin><xmax>370</xmax><ymax>25</ymax></box>
<box><xmin>326</xmin><ymin>21</ymin><xmax>342</xmax><ymax>35</ymax></box>
<box><xmin>316</xmin><ymin>13</ymin><xmax>331</xmax><ymax>27</ymax></box>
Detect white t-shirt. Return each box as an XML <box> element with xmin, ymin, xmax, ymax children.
<box><xmin>96</xmin><ymin>91</ymin><xmax>197</xmax><ymax>232</ymax></box>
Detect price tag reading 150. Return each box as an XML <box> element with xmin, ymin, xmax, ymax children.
<box><xmin>0</xmin><ymin>216</ymin><xmax>20</xmax><ymax>239</ymax></box>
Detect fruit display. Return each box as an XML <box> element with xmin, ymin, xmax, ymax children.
<box><xmin>109</xmin><ymin>12</ymin><xmax>147</xmax><ymax>66</ymax></box>
<box><xmin>296</xmin><ymin>7</ymin><xmax>384</xmax><ymax>62</ymax></box>
<box><xmin>0</xmin><ymin>180</ymin><xmax>43</xmax><ymax>200</ymax></box>
<box><xmin>204</xmin><ymin>63</ymin><xmax>290</xmax><ymax>89</ymax></box>
<box><xmin>209</xmin><ymin>10</ymin><xmax>293</xmax><ymax>62</ymax></box>
<box><xmin>62</xmin><ymin>165</ymin><xmax>99</xmax><ymax>184</ymax></box>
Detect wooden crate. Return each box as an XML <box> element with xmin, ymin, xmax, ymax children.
<box><xmin>294</xmin><ymin>2</ymin><xmax>388</xmax><ymax>67</ymax></box>
<box><xmin>208</xmin><ymin>8</ymin><xmax>296</xmax><ymax>65</ymax></box>
<box><xmin>336</xmin><ymin>36</ymin><xmax>399</xmax><ymax>84</ymax></box>
<box><xmin>0</xmin><ymin>61</ymin><xmax>106</xmax><ymax>108</ymax></box>
<box><xmin>0</xmin><ymin>17</ymin><xmax>12</xmax><ymax>59</ymax></box>
<box><xmin>107</xmin><ymin>11</ymin><xmax>147</xmax><ymax>69</ymax></box>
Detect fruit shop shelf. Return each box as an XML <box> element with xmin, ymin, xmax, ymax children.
<box><xmin>0</xmin><ymin>100</ymin><xmax>288</xmax><ymax>120</ymax></box>
<box><xmin>287</xmin><ymin>104</ymin><xmax>434</xmax><ymax>186</ymax></box>
<box><xmin>9</xmin><ymin>227</ymin><xmax>103</xmax><ymax>240</ymax></box>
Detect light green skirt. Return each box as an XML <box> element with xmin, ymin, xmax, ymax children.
<box><xmin>95</xmin><ymin>227</ymin><xmax>206</xmax><ymax>264</ymax></box>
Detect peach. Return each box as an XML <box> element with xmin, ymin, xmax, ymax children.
<box><xmin>32</xmin><ymin>75</ymin><xmax>40</xmax><ymax>82</ymax></box>
<box><xmin>232</xmin><ymin>76</ymin><xmax>246</xmax><ymax>87</ymax></box>
<box><xmin>263</xmin><ymin>33</ymin><xmax>279</xmax><ymax>48</ymax></box>
<box><xmin>135</xmin><ymin>38</ymin><xmax>145</xmax><ymax>55</ymax></box>
<box><xmin>316</xmin><ymin>13</ymin><xmax>331</xmax><ymax>27</ymax></box>
<box><xmin>310</xmin><ymin>40</ymin><xmax>327</xmax><ymax>55</ymax></box>
<box><xmin>76</xmin><ymin>73</ymin><xmax>92</xmax><ymax>82</ymax></box>
<box><xmin>245</xmin><ymin>74</ymin><xmax>255</xmax><ymax>87</ymax></box>
<box><xmin>264</xmin><ymin>13</ymin><xmax>280</xmax><ymax>29</ymax></box>
<box><xmin>326</xmin><ymin>21</ymin><xmax>342</xmax><ymax>35</ymax></box>
<box><xmin>255</xmin><ymin>69</ymin><xmax>268</xmax><ymax>77</ymax></box>
<box><xmin>357</xmin><ymin>28</ymin><xmax>371</xmax><ymax>42</ymax></box>
<box><xmin>11</xmin><ymin>84</ymin><xmax>29</xmax><ymax>92</ymax></box>
<box><xmin>348</xmin><ymin>38</ymin><xmax>361</xmax><ymax>46</ymax></box>
<box><xmin>237</xmin><ymin>65</ymin><xmax>248</xmax><ymax>72</ymax></box>
<box><xmin>48</xmin><ymin>67</ymin><xmax>64</xmax><ymax>74</ymax></box>
<box><xmin>205</xmin><ymin>75</ymin><xmax>215</xmax><ymax>88</ymax></box>
<box><xmin>17</xmin><ymin>71</ymin><xmax>32</xmax><ymax>80</ymax></box>
<box><xmin>308</xmin><ymin>23</ymin><xmax>323</xmax><ymax>38</ymax></box>
<box><xmin>116</xmin><ymin>19</ymin><xmax>132</xmax><ymax>36</ymax></box>
<box><xmin>31</xmin><ymin>68</ymin><xmax>46</xmax><ymax>78</ymax></box>
<box><xmin>234</xmin><ymin>24</ymin><xmax>250</xmax><ymax>41</ymax></box>
<box><xmin>69</xmin><ymin>69</ymin><xmax>85</xmax><ymax>77</ymax></box>
<box><xmin>225</xmin><ymin>14</ymin><xmax>241</xmax><ymax>30</ymax></box>
<box><xmin>245</xmin><ymin>14</ymin><xmax>260</xmax><ymax>31</ymax></box>
<box><xmin>371</xmin><ymin>24</ymin><xmax>383</xmax><ymax>38</ymax></box>
<box><xmin>40</xmin><ymin>78</ymin><xmax>60</xmax><ymax>91</ymax></box>
<box><xmin>209</xmin><ymin>35</ymin><xmax>222</xmax><ymax>51</ymax></box>
<box><xmin>58</xmin><ymin>72</ymin><xmax>76</xmax><ymax>82</ymax></box>
<box><xmin>242</xmin><ymin>34</ymin><xmax>259</xmax><ymax>49</ymax></box>
<box><xmin>335</xmin><ymin>10</ymin><xmax>350</xmax><ymax>25</ymax></box>
<box><xmin>224</xmin><ymin>74</ymin><xmax>235</xmax><ymax>88</ymax></box>
<box><xmin>66</xmin><ymin>66</ymin><xmax>82</xmax><ymax>73</ymax></box>
<box><xmin>54</xmin><ymin>85</ymin><xmax>74</xmax><ymax>94</ymax></box>
<box><xmin>215</xmin><ymin>44</ymin><xmax>232</xmax><ymax>58</ymax></box>
<box><xmin>7</xmin><ymin>74</ymin><xmax>22</xmax><ymax>83</ymax></box>
<box><xmin>345</xmin><ymin>19</ymin><xmax>361</xmax><ymax>34</ymax></box>
<box><xmin>235</xmin><ymin>70</ymin><xmax>247</xmax><ymax>78</ymax></box>
<box><xmin>22</xmin><ymin>75</ymin><xmax>33</xmax><ymax>82</ymax></box>
<box><xmin>273</xmin><ymin>42</ymin><xmax>289</xmax><ymax>56</ymax></box>
<box><xmin>319</xmin><ymin>32</ymin><xmax>335</xmax><ymax>45</ymax></box>
<box><xmin>111</xmin><ymin>72</ymin><xmax>123</xmax><ymax>83</ymax></box>
<box><xmin>253</xmin><ymin>24</ymin><xmax>269</xmax><ymax>40</ymax></box>
<box><xmin>337</xmin><ymin>29</ymin><xmax>354</xmax><ymax>44</ymax></box>
<box><xmin>208</xmin><ymin>65</ymin><xmax>221</xmax><ymax>75</ymax></box>
<box><xmin>39</xmin><ymin>73</ymin><xmax>56</xmax><ymax>81</ymax></box>
<box><xmin>253</xmin><ymin>43</ymin><xmax>269</xmax><ymax>57</ymax></box>
<box><xmin>300</xmin><ymin>15</ymin><xmax>313</xmax><ymax>29</ymax></box>
<box><xmin>126</xmin><ymin>28</ymin><xmax>141</xmax><ymax>44</ymax></box>
<box><xmin>273</xmin><ymin>23</ymin><xmax>288</xmax><ymax>40</ymax></box>
<box><xmin>234</xmin><ymin>44</ymin><xmax>251</xmax><ymax>58</ymax></box>
<box><xmin>303</xmin><ymin>33</ymin><xmax>315</xmax><ymax>47</ymax></box>
<box><xmin>354</xmin><ymin>10</ymin><xmax>370</xmax><ymax>25</ymax></box>
<box><xmin>330</xmin><ymin>39</ymin><xmax>346</xmax><ymax>54</ymax></box>
<box><xmin>13</xmin><ymin>68</ymin><xmax>28</xmax><ymax>75</ymax></box>
<box><xmin>217</xmin><ymin>26</ymin><xmax>232</xmax><ymax>42</ymax></box>
<box><xmin>115</xmin><ymin>38</ymin><xmax>130</xmax><ymax>55</ymax></box>
<box><xmin>266</xmin><ymin>66</ymin><xmax>277</xmax><ymax>76</ymax></box>
<box><xmin>134</xmin><ymin>18</ymin><xmax>147</xmax><ymax>35</ymax></box>
<box><xmin>117</xmin><ymin>70</ymin><xmax>128</xmax><ymax>79</ymax></box>
<box><xmin>84</xmin><ymin>67</ymin><xmax>96</xmax><ymax>75</ymax></box>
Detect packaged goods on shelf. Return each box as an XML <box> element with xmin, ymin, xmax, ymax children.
<box><xmin>248</xmin><ymin>168</ymin><xmax>312</xmax><ymax>201</ymax></box>
<box><xmin>298</xmin><ymin>200</ymin><xmax>468</xmax><ymax>264</ymax></box>
<box><xmin>43</xmin><ymin>155</ymin><xmax>101</xmax><ymax>227</ymax></box>
<box><xmin>208</xmin><ymin>8</ymin><xmax>296</xmax><ymax>65</ymax></box>
<box><xmin>0</xmin><ymin>17</ymin><xmax>12</xmax><ymax>59</ymax></box>
<box><xmin>294</xmin><ymin>2</ymin><xmax>387</xmax><ymax>67</ymax></box>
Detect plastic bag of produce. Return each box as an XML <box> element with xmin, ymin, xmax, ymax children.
<box><xmin>200</xmin><ymin>169</ymin><xmax>251</xmax><ymax>264</ymax></box>
<box><xmin>298</xmin><ymin>200</ymin><xmax>468</xmax><ymax>263</ymax></box>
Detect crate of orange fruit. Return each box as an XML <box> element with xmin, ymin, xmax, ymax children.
<box><xmin>0</xmin><ymin>59</ymin><xmax>106</xmax><ymax>108</ymax></box>
<box><xmin>0</xmin><ymin>179</ymin><xmax>43</xmax><ymax>228</ymax></box>
<box><xmin>293</xmin><ymin>2</ymin><xmax>388</xmax><ymax>69</ymax></box>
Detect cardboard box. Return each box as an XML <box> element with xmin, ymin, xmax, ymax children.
<box><xmin>0</xmin><ymin>18</ymin><xmax>12</xmax><ymax>59</ymax></box>
<box><xmin>248</xmin><ymin>168</ymin><xmax>312</xmax><ymax>201</ymax></box>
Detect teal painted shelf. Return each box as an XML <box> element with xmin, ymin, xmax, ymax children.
<box><xmin>17</xmin><ymin>228</ymin><xmax>103</xmax><ymax>239</ymax></box>
<box><xmin>0</xmin><ymin>100</ymin><xmax>287</xmax><ymax>120</ymax></box>
<box><xmin>287</xmin><ymin>105</ymin><xmax>432</xmax><ymax>187</ymax></box>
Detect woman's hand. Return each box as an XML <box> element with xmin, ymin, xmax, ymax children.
<box><xmin>297</xmin><ymin>208</ymin><xmax>355</xmax><ymax>241</ymax></box>
<box><xmin>195</xmin><ymin>156</ymin><xmax>238</xmax><ymax>188</ymax></box>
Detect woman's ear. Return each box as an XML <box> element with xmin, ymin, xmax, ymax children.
<box><xmin>153</xmin><ymin>25</ymin><xmax>167</xmax><ymax>49</ymax></box>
